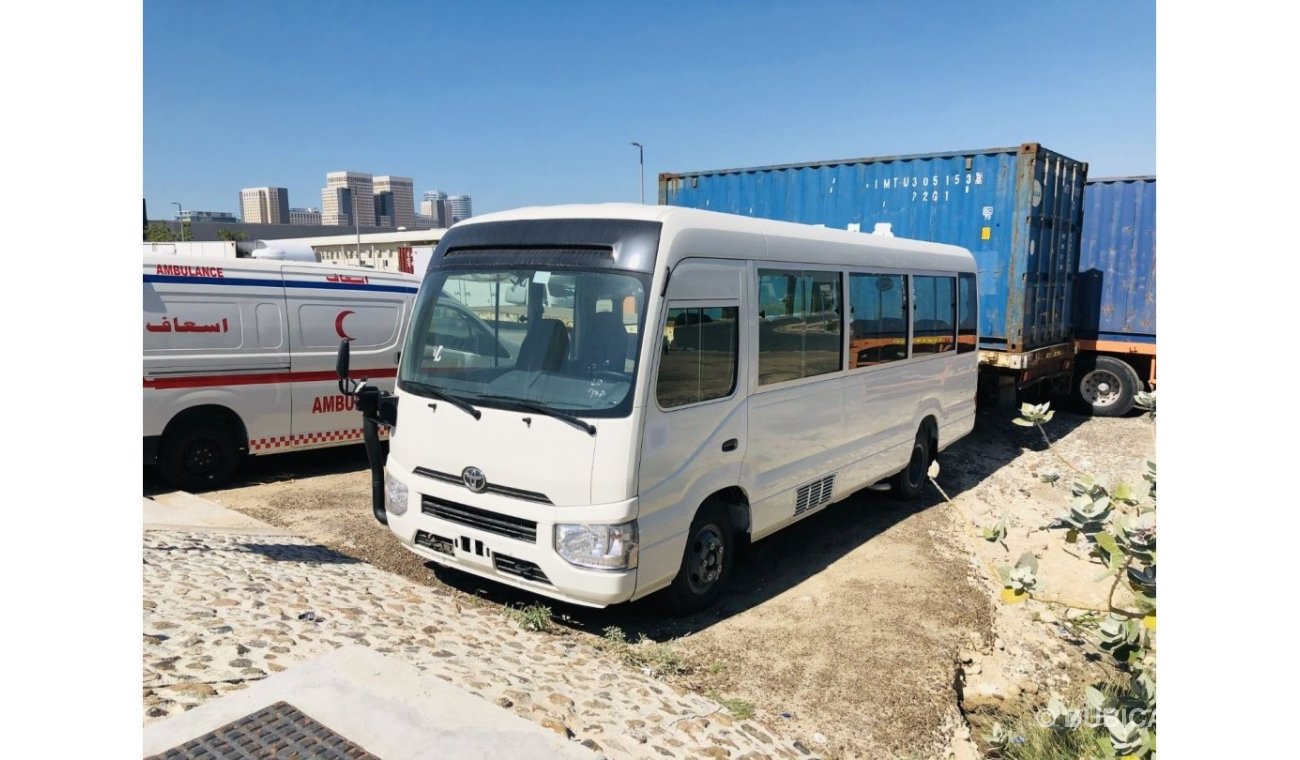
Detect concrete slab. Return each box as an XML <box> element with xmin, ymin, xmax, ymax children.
<box><xmin>143</xmin><ymin>491</ymin><xmax>291</xmax><ymax>534</ymax></box>
<box><xmin>142</xmin><ymin>645</ymin><xmax>596</xmax><ymax>759</ymax></box>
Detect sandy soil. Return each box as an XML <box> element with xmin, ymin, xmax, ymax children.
<box><xmin>145</xmin><ymin>404</ymin><xmax>1155</xmax><ymax>759</ymax></box>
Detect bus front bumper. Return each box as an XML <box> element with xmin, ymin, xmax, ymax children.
<box><xmin>385</xmin><ymin>483</ymin><xmax>640</xmax><ymax>608</ymax></box>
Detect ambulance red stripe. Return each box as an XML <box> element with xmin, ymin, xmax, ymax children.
<box><xmin>144</xmin><ymin>368</ymin><xmax>398</xmax><ymax>389</ymax></box>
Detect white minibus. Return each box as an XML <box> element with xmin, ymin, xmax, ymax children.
<box><xmin>337</xmin><ymin>204</ymin><xmax>978</xmax><ymax>612</ymax></box>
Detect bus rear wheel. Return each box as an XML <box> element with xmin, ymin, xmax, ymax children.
<box><xmin>891</xmin><ymin>428</ymin><xmax>931</xmax><ymax>501</ymax></box>
<box><xmin>665</xmin><ymin>502</ymin><xmax>734</xmax><ymax>615</ymax></box>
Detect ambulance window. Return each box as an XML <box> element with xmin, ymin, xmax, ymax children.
<box><xmin>256</xmin><ymin>304</ymin><xmax>282</xmax><ymax>348</ymax></box>
<box><xmin>297</xmin><ymin>303</ymin><xmax>401</xmax><ymax>349</ymax></box>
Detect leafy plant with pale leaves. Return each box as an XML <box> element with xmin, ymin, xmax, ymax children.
<box><xmin>1133</xmin><ymin>390</ymin><xmax>1155</xmax><ymax>421</ymax></box>
<box><xmin>1013</xmin><ymin>402</ymin><xmax>1055</xmax><ymax>426</ymax></box>
<box><xmin>997</xmin><ymin>552</ymin><xmax>1040</xmax><ymax>593</ymax></box>
<box><xmin>984</xmin><ymin>721</ymin><xmax>1011</xmax><ymax>754</ymax></box>
<box><xmin>1009</xmin><ymin>400</ymin><xmax>1157</xmax><ymax>759</ymax></box>
<box><xmin>1042</xmin><ymin>696</ymin><xmax>1082</xmax><ymax>731</ymax></box>
<box><xmin>982</xmin><ymin>513</ymin><xmax>1010</xmax><ymax>543</ymax></box>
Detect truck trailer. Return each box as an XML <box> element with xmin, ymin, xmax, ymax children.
<box><xmin>1072</xmin><ymin>176</ymin><xmax>1156</xmax><ymax>416</ymax></box>
<box><xmin>659</xmin><ymin>142</ymin><xmax>1089</xmax><ymax>403</ymax></box>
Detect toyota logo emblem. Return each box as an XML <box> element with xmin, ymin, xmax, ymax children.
<box><xmin>461</xmin><ymin>467</ymin><xmax>488</xmax><ymax>493</ymax></box>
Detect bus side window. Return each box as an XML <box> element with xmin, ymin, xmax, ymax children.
<box><xmin>848</xmin><ymin>273</ymin><xmax>907</xmax><ymax>367</ymax></box>
<box><xmin>912</xmin><ymin>275</ymin><xmax>956</xmax><ymax>355</ymax></box>
<box><xmin>757</xmin><ymin>269</ymin><xmax>842</xmax><ymax>384</ymax></box>
<box><xmin>657</xmin><ymin>306</ymin><xmax>738</xmax><ymax>408</ymax></box>
<box><xmin>958</xmin><ymin>273</ymin><xmax>977</xmax><ymax>353</ymax></box>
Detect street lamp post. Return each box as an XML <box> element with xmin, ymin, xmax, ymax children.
<box><xmin>630</xmin><ymin>142</ymin><xmax>644</xmax><ymax>204</ymax></box>
<box><xmin>171</xmin><ymin>202</ymin><xmax>184</xmax><ymax>241</ymax></box>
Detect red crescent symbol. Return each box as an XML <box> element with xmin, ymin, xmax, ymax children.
<box><xmin>335</xmin><ymin>310</ymin><xmax>355</xmax><ymax>340</ymax></box>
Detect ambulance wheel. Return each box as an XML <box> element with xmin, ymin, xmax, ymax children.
<box><xmin>158</xmin><ymin>422</ymin><xmax>241</xmax><ymax>492</ymax></box>
<box><xmin>665</xmin><ymin>502</ymin><xmax>734</xmax><ymax>615</ymax></box>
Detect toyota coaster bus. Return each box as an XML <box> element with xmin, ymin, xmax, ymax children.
<box><xmin>336</xmin><ymin>204</ymin><xmax>978</xmax><ymax>613</ymax></box>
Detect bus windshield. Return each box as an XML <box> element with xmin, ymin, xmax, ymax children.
<box><xmin>399</xmin><ymin>266</ymin><xmax>650</xmax><ymax>418</ymax></box>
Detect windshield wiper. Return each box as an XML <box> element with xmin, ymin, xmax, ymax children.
<box><xmin>472</xmin><ymin>394</ymin><xmax>596</xmax><ymax>436</ymax></box>
<box><xmin>402</xmin><ymin>381</ymin><xmax>482</xmax><ymax>420</ymax></box>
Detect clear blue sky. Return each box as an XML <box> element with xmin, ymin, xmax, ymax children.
<box><xmin>143</xmin><ymin>0</ymin><xmax>1154</xmax><ymax>219</ymax></box>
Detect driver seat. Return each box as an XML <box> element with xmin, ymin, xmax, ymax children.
<box><xmin>516</xmin><ymin>318</ymin><xmax>568</xmax><ymax>372</ymax></box>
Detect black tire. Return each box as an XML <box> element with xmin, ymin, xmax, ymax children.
<box><xmin>665</xmin><ymin>502</ymin><xmax>734</xmax><ymax>615</ymax></box>
<box><xmin>1075</xmin><ymin>355</ymin><xmax>1142</xmax><ymax>417</ymax></box>
<box><xmin>157</xmin><ymin>421</ymin><xmax>242</xmax><ymax>492</ymax></box>
<box><xmin>891</xmin><ymin>428</ymin><xmax>932</xmax><ymax>501</ymax></box>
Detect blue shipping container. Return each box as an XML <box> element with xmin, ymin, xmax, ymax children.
<box><xmin>1075</xmin><ymin>177</ymin><xmax>1156</xmax><ymax>344</ymax></box>
<box><xmin>659</xmin><ymin>143</ymin><xmax>1088</xmax><ymax>354</ymax></box>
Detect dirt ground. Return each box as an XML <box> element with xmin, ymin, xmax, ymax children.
<box><xmin>145</xmin><ymin>403</ymin><xmax>1155</xmax><ymax>759</ymax></box>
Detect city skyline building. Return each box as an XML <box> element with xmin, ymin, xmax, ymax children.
<box><xmin>160</xmin><ymin>174</ymin><xmax>450</xmax><ymax>230</ymax></box>
<box><xmin>374</xmin><ymin>176</ymin><xmax>415</xmax><ymax>228</ymax></box>
<box><xmin>418</xmin><ymin>190</ymin><xmax>472</xmax><ymax>226</ymax></box>
<box><xmin>178</xmin><ymin>209</ymin><xmax>239</xmax><ymax>223</ymax></box>
<box><xmin>447</xmin><ymin>194</ymin><xmax>472</xmax><ymax>224</ymax></box>
<box><xmin>239</xmin><ymin>186</ymin><xmax>290</xmax><ymax>224</ymax></box>
<box><xmin>420</xmin><ymin>190</ymin><xmax>447</xmax><ymax>225</ymax></box>
<box><xmin>374</xmin><ymin>191</ymin><xmax>393</xmax><ymax>227</ymax></box>
<box><xmin>322</xmin><ymin>171</ymin><xmax>375</xmax><ymax>227</ymax></box>
<box><xmin>289</xmin><ymin>207</ymin><xmax>321</xmax><ymax>225</ymax></box>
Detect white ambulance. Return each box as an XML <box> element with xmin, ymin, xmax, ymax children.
<box><xmin>143</xmin><ymin>253</ymin><xmax>421</xmax><ymax>491</ymax></box>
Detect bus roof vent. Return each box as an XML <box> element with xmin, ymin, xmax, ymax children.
<box><xmin>872</xmin><ymin>223</ymin><xmax>894</xmax><ymax>237</ymax></box>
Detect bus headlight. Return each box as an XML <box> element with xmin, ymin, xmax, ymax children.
<box><xmin>554</xmin><ymin>521</ymin><xmax>638</xmax><ymax>571</ymax></box>
<box><xmin>384</xmin><ymin>469</ymin><xmax>409</xmax><ymax>517</ymax></box>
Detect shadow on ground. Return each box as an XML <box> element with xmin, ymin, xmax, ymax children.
<box><xmin>141</xmin><ymin>399</ymin><xmax>1097</xmax><ymax>638</ymax></box>
<box><xmin>143</xmin><ymin>443</ymin><xmax>372</xmax><ymax>497</ymax></box>
<box><xmin>236</xmin><ymin>543</ymin><xmax>365</xmax><ymax>564</ymax></box>
<box><xmin>431</xmin><ymin>405</ymin><xmax>1093</xmax><ymax>640</ymax></box>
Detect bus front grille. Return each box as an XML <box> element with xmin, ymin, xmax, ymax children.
<box><xmin>421</xmin><ymin>496</ymin><xmax>537</xmax><ymax>543</ymax></box>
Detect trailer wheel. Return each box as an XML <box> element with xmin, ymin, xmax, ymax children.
<box><xmin>157</xmin><ymin>421</ymin><xmax>242</xmax><ymax>492</ymax></box>
<box><xmin>1076</xmin><ymin>356</ymin><xmax>1143</xmax><ymax>417</ymax></box>
<box><xmin>891</xmin><ymin>427</ymin><xmax>932</xmax><ymax>501</ymax></box>
<box><xmin>665</xmin><ymin>502</ymin><xmax>734</xmax><ymax>615</ymax></box>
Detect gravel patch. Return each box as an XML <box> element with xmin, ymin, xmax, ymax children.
<box><xmin>143</xmin><ymin>529</ymin><xmax>814</xmax><ymax>759</ymax></box>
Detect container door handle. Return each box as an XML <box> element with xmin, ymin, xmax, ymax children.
<box><xmin>722</xmin><ymin>438</ymin><xmax>738</xmax><ymax>452</ymax></box>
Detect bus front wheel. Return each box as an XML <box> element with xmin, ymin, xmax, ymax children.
<box><xmin>665</xmin><ymin>502</ymin><xmax>734</xmax><ymax>615</ymax></box>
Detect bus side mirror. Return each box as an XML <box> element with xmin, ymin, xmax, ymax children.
<box><xmin>337</xmin><ymin>339</ymin><xmax>351</xmax><ymax>380</ymax></box>
<box><xmin>378</xmin><ymin>395</ymin><xmax>399</xmax><ymax>427</ymax></box>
